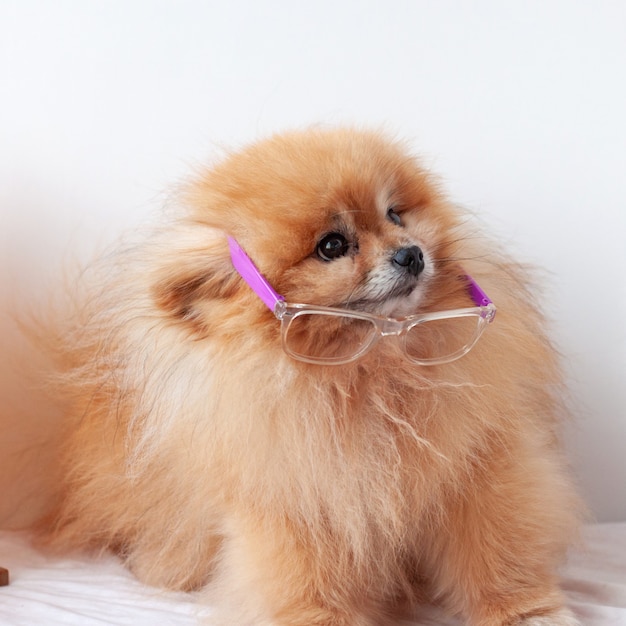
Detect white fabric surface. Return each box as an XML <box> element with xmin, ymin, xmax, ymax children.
<box><xmin>0</xmin><ymin>524</ymin><xmax>624</xmax><ymax>625</ymax></box>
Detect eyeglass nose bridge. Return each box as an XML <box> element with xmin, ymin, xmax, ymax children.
<box><xmin>377</xmin><ymin>317</ymin><xmax>408</xmax><ymax>337</ymax></box>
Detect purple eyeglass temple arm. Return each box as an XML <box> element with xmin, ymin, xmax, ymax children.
<box><xmin>465</xmin><ymin>274</ymin><xmax>493</xmax><ymax>307</ymax></box>
<box><xmin>228</xmin><ymin>237</ymin><xmax>285</xmax><ymax>311</ymax></box>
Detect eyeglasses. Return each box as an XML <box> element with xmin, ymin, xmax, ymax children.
<box><xmin>228</xmin><ymin>237</ymin><xmax>496</xmax><ymax>366</ymax></box>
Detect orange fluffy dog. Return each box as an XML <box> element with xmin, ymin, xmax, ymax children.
<box><xmin>39</xmin><ymin>129</ymin><xmax>582</xmax><ymax>625</ymax></box>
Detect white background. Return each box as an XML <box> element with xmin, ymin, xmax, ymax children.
<box><xmin>1</xmin><ymin>1</ymin><xmax>624</xmax><ymax>521</ymax></box>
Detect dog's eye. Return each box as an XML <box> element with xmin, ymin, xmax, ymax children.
<box><xmin>316</xmin><ymin>233</ymin><xmax>350</xmax><ymax>261</ymax></box>
<box><xmin>387</xmin><ymin>207</ymin><xmax>403</xmax><ymax>227</ymax></box>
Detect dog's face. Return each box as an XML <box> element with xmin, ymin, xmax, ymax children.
<box><xmin>276</xmin><ymin>181</ymin><xmax>438</xmax><ymax>319</ymax></box>
<box><xmin>194</xmin><ymin>129</ymin><xmax>465</xmax><ymax>305</ymax></box>
<box><xmin>158</xmin><ymin>130</ymin><xmax>473</xmax><ymax>358</ymax></box>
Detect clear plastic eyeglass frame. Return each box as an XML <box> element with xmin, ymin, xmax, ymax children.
<box><xmin>228</xmin><ymin>237</ymin><xmax>496</xmax><ymax>366</ymax></box>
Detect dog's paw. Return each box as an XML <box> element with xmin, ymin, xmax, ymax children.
<box><xmin>517</xmin><ymin>608</ymin><xmax>580</xmax><ymax>626</ymax></box>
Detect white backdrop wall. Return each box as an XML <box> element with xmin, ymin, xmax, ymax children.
<box><xmin>1</xmin><ymin>1</ymin><xmax>625</xmax><ymax>521</ymax></box>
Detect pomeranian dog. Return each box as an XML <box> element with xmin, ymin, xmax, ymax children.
<box><xmin>37</xmin><ymin>128</ymin><xmax>582</xmax><ymax>625</ymax></box>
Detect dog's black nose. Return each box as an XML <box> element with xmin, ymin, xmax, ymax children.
<box><xmin>392</xmin><ymin>246</ymin><xmax>425</xmax><ymax>277</ymax></box>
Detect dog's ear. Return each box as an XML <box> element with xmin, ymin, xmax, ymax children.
<box><xmin>152</xmin><ymin>233</ymin><xmax>240</xmax><ymax>332</ymax></box>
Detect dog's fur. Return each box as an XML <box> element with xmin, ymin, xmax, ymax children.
<box><xmin>36</xmin><ymin>129</ymin><xmax>582</xmax><ymax>625</ymax></box>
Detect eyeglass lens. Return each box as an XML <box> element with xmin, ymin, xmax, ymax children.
<box><xmin>284</xmin><ymin>312</ymin><xmax>378</xmax><ymax>362</ymax></box>
<box><xmin>404</xmin><ymin>315</ymin><xmax>482</xmax><ymax>363</ymax></box>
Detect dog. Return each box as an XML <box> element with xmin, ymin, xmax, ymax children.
<box><xmin>37</xmin><ymin>128</ymin><xmax>582</xmax><ymax>625</ymax></box>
